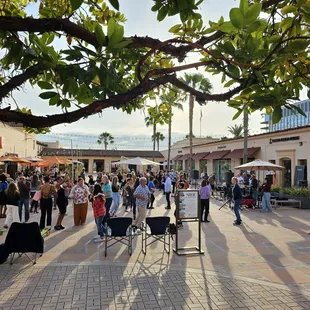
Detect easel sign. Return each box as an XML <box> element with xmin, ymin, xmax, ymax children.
<box><xmin>173</xmin><ymin>189</ymin><xmax>204</xmax><ymax>256</ymax></box>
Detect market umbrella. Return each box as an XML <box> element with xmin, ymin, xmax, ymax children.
<box><xmin>113</xmin><ymin>157</ymin><xmax>160</xmax><ymax>166</ymax></box>
<box><xmin>0</xmin><ymin>155</ymin><xmax>31</xmax><ymax>164</ymax></box>
<box><xmin>24</xmin><ymin>156</ymin><xmax>43</xmax><ymax>162</ymax></box>
<box><xmin>234</xmin><ymin>159</ymin><xmax>284</xmax><ymax>171</ymax></box>
<box><xmin>34</xmin><ymin>156</ymin><xmax>72</xmax><ymax>166</ymax></box>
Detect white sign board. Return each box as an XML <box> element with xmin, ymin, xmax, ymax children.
<box><xmin>178</xmin><ymin>190</ymin><xmax>199</xmax><ymax>219</ymax></box>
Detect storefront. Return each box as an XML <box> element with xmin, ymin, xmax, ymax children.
<box><xmin>168</xmin><ymin>126</ymin><xmax>310</xmax><ymax>187</ymax></box>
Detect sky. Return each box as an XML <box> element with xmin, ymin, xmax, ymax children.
<box><xmin>8</xmin><ymin>0</ymin><xmax>308</xmax><ymax>150</ymax></box>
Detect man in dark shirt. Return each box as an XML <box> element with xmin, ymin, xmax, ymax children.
<box><xmin>250</xmin><ymin>174</ymin><xmax>258</xmax><ymax>206</ymax></box>
<box><xmin>17</xmin><ymin>176</ymin><xmax>31</xmax><ymax>222</ymax></box>
<box><xmin>232</xmin><ymin>177</ymin><xmax>242</xmax><ymax>226</ymax></box>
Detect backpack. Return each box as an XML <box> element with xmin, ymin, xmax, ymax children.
<box><xmin>0</xmin><ymin>243</ymin><xmax>9</xmax><ymax>264</ymax></box>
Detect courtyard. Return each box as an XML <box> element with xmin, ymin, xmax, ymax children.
<box><xmin>0</xmin><ymin>192</ymin><xmax>310</xmax><ymax>309</ymax></box>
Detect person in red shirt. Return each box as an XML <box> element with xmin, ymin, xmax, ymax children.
<box><xmin>92</xmin><ymin>184</ymin><xmax>106</xmax><ymax>242</ymax></box>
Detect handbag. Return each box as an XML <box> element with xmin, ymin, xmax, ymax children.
<box><xmin>33</xmin><ymin>191</ymin><xmax>41</xmax><ymax>201</ymax></box>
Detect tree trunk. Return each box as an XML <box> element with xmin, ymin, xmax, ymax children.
<box><xmin>167</xmin><ymin>117</ymin><xmax>172</xmax><ymax>171</ymax></box>
<box><xmin>243</xmin><ymin>108</ymin><xmax>249</xmax><ymax>164</ymax></box>
<box><xmin>152</xmin><ymin>123</ymin><xmax>156</xmax><ymax>161</ymax></box>
<box><xmin>189</xmin><ymin>95</ymin><xmax>194</xmax><ymax>181</ymax></box>
<box><xmin>104</xmin><ymin>140</ymin><xmax>107</xmax><ymax>150</ymax></box>
<box><xmin>157</xmin><ymin>138</ymin><xmax>159</xmax><ymax>151</ymax></box>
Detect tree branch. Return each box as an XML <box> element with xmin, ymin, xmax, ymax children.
<box><xmin>0</xmin><ymin>75</ymin><xmax>243</xmax><ymax>128</ymax></box>
<box><xmin>0</xmin><ymin>64</ymin><xmax>42</xmax><ymax>100</ymax></box>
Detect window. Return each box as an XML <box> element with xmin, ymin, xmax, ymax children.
<box><xmin>269</xmin><ymin>160</ymin><xmax>276</xmax><ymax>164</ymax></box>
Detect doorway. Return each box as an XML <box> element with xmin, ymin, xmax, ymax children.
<box><xmin>282</xmin><ymin>159</ymin><xmax>292</xmax><ymax>188</ymax></box>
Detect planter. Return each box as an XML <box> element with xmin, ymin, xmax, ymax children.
<box><xmin>270</xmin><ymin>193</ymin><xmax>310</xmax><ymax>209</ymax></box>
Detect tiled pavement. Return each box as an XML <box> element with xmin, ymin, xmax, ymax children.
<box><xmin>0</xmin><ymin>191</ymin><xmax>310</xmax><ymax>309</ymax></box>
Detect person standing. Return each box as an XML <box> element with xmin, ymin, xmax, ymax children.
<box><xmin>250</xmin><ymin>174</ymin><xmax>258</xmax><ymax>207</ymax></box>
<box><xmin>232</xmin><ymin>177</ymin><xmax>242</xmax><ymax>226</ymax></box>
<box><xmin>110</xmin><ymin>176</ymin><xmax>120</xmax><ymax>216</ymax></box>
<box><xmin>3</xmin><ymin>182</ymin><xmax>20</xmax><ymax>228</ymax></box>
<box><xmin>30</xmin><ymin>174</ymin><xmax>40</xmax><ymax>213</ymax></box>
<box><xmin>261</xmin><ymin>178</ymin><xmax>272</xmax><ymax>212</ymax></box>
<box><xmin>92</xmin><ymin>184</ymin><xmax>106</xmax><ymax>242</ymax></box>
<box><xmin>208</xmin><ymin>173</ymin><xmax>216</xmax><ymax>196</ymax></box>
<box><xmin>0</xmin><ymin>173</ymin><xmax>8</xmax><ymax>218</ymax></box>
<box><xmin>39</xmin><ymin>176</ymin><xmax>56</xmax><ymax>230</ymax></box>
<box><xmin>147</xmin><ymin>176</ymin><xmax>155</xmax><ymax>209</ymax></box>
<box><xmin>17</xmin><ymin>176</ymin><xmax>31</xmax><ymax>222</ymax></box>
<box><xmin>169</xmin><ymin>169</ymin><xmax>177</xmax><ymax>194</ymax></box>
<box><xmin>164</xmin><ymin>173</ymin><xmax>172</xmax><ymax>210</ymax></box>
<box><xmin>101</xmin><ymin>175</ymin><xmax>112</xmax><ymax>222</ymax></box>
<box><xmin>54</xmin><ymin>177</ymin><xmax>68</xmax><ymax>230</ymax></box>
<box><xmin>70</xmin><ymin>177</ymin><xmax>90</xmax><ymax>226</ymax></box>
<box><xmin>200</xmin><ymin>179</ymin><xmax>211</xmax><ymax>222</ymax></box>
<box><xmin>133</xmin><ymin>177</ymin><xmax>150</xmax><ymax>231</ymax></box>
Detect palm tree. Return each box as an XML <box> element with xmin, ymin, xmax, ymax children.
<box><xmin>185</xmin><ymin>134</ymin><xmax>196</xmax><ymax>139</ymax></box>
<box><xmin>145</xmin><ymin>105</ymin><xmax>165</xmax><ymax>152</ymax></box>
<box><xmin>97</xmin><ymin>132</ymin><xmax>114</xmax><ymax>150</ymax></box>
<box><xmin>227</xmin><ymin>124</ymin><xmax>243</xmax><ymax>138</ymax></box>
<box><xmin>152</xmin><ymin>132</ymin><xmax>165</xmax><ymax>151</ymax></box>
<box><xmin>182</xmin><ymin>73</ymin><xmax>212</xmax><ymax>179</ymax></box>
<box><xmin>160</xmin><ymin>87</ymin><xmax>184</xmax><ymax>170</ymax></box>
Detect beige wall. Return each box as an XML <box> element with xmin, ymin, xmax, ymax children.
<box><xmin>0</xmin><ymin>122</ymin><xmax>37</xmax><ymax>158</ymax></box>
<box><xmin>166</xmin><ymin>127</ymin><xmax>310</xmax><ymax>187</ymax></box>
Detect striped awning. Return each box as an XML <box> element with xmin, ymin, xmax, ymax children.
<box><xmin>228</xmin><ymin>147</ymin><xmax>260</xmax><ymax>159</ymax></box>
<box><xmin>192</xmin><ymin>152</ymin><xmax>210</xmax><ymax>160</ymax></box>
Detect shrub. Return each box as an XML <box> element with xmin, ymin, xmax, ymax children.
<box><xmin>271</xmin><ymin>186</ymin><xmax>282</xmax><ymax>193</ymax></box>
<box><xmin>282</xmin><ymin>187</ymin><xmax>310</xmax><ymax>197</ymax></box>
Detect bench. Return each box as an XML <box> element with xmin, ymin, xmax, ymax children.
<box><xmin>270</xmin><ymin>199</ymin><xmax>301</xmax><ymax>209</ymax></box>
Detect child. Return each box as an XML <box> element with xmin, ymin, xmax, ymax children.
<box><xmin>147</xmin><ymin>176</ymin><xmax>155</xmax><ymax>209</ymax></box>
<box><xmin>92</xmin><ymin>184</ymin><xmax>106</xmax><ymax>242</ymax></box>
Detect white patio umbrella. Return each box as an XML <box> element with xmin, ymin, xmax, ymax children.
<box><xmin>24</xmin><ymin>156</ymin><xmax>43</xmax><ymax>162</ymax></box>
<box><xmin>112</xmin><ymin>157</ymin><xmax>160</xmax><ymax>166</ymax></box>
<box><xmin>235</xmin><ymin>159</ymin><xmax>284</xmax><ymax>171</ymax></box>
<box><xmin>72</xmin><ymin>159</ymin><xmax>84</xmax><ymax>165</ymax></box>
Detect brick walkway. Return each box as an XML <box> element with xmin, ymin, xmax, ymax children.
<box><xmin>0</xmin><ymin>191</ymin><xmax>310</xmax><ymax>309</ymax></box>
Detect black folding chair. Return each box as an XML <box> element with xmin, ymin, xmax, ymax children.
<box><xmin>105</xmin><ymin>217</ymin><xmax>133</xmax><ymax>257</ymax></box>
<box><xmin>5</xmin><ymin>222</ymin><xmax>44</xmax><ymax>265</ymax></box>
<box><xmin>142</xmin><ymin>216</ymin><xmax>170</xmax><ymax>255</ymax></box>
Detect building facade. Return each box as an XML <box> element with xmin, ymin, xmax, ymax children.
<box><xmin>40</xmin><ymin>148</ymin><xmax>164</xmax><ymax>173</ymax></box>
<box><xmin>261</xmin><ymin>99</ymin><xmax>310</xmax><ymax>131</ymax></box>
<box><xmin>166</xmin><ymin>126</ymin><xmax>310</xmax><ymax>188</ymax></box>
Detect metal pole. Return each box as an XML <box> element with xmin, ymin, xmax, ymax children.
<box><xmin>71</xmin><ymin>139</ymin><xmax>74</xmax><ymax>180</ymax></box>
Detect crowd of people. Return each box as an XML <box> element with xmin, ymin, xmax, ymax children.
<box><xmin>0</xmin><ymin>167</ymin><xmax>276</xmax><ymax>240</ymax></box>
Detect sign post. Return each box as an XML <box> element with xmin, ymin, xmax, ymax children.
<box><xmin>173</xmin><ymin>189</ymin><xmax>204</xmax><ymax>256</ymax></box>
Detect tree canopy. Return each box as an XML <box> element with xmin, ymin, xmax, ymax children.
<box><xmin>0</xmin><ymin>0</ymin><xmax>310</xmax><ymax>131</ymax></box>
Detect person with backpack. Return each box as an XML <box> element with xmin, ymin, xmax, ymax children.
<box><xmin>0</xmin><ymin>173</ymin><xmax>8</xmax><ymax>218</ymax></box>
<box><xmin>92</xmin><ymin>184</ymin><xmax>106</xmax><ymax>242</ymax></box>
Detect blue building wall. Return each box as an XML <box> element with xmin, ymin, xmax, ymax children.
<box><xmin>263</xmin><ymin>99</ymin><xmax>310</xmax><ymax>132</ymax></box>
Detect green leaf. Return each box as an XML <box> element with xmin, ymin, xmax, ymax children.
<box><xmin>227</xmin><ymin>64</ymin><xmax>240</xmax><ymax>78</ymax></box>
<box><xmin>280</xmin><ymin>17</ymin><xmax>294</xmax><ymax>31</ymax></box>
<box><xmin>112</xmin><ymin>39</ymin><xmax>133</xmax><ymax>49</ymax></box>
<box><xmin>49</xmin><ymin>94</ymin><xmax>60</xmax><ymax>106</ymax></box>
<box><xmin>169</xmin><ymin>24</ymin><xmax>181</xmax><ymax>33</ymax></box>
<box><xmin>230</xmin><ymin>8</ymin><xmax>244</xmax><ymax>29</ymax></box>
<box><xmin>246</xmin><ymin>20</ymin><xmax>263</xmax><ymax>33</ymax></box>
<box><xmin>38</xmin><ymin>81</ymin><xmax>53</xmax><ymax>90</ymax></box>
<box><xmin>107</xmin><ymin>19</ymin><xmax>116</xmax><ymax>39</ymax></box>
<box><xmin>281</xmin><ymin>5</ymin><xmax>297</xmax><ymax>15</ymax></box>
<box><xmin>233</xmin><ymin>109</ymin><xmax>243</xmax><ymax>120</ymax></box>
<box><xmin>157</xmin><ymin>6</ymin><xmax>168</xmax><ymax>21</ymax></box>
<box><xmin>68</xmin><ymin>79</ymin><xmax>79</xmax><ymax>95</ymax></box>
<box><xmin>286</xmin><ymin>39</ymin><xmax>310</xmax><ymax>52</ymax></box>
<box><xmin>239</xmin><ymin>0</ymin><xmax>249</xmax><ymax>15</ymax></box>
<box><xmin>108</xmin><ymin>23</ymin><xmax>124</xmax><ymax>47</ymax></box>
<box><xmin>95</xmin><ymin>24</ymin><xmax>106</xmax><ymax>47</ymax></box>
<box><xmin>177</xmin><ymin>0</ymin><xmax>188</xmax><ymax>10</ymax></box>
<box><xmin>108</xmin><ymin>0</ymin><xmax>119</xmax><ymax>10</ymax></box>
<box><xmin>272</xmin><ymin>106</ymin><xmax>283</xmax><ymax>124</ymax></box>
<box><xmin>244</xmin><ymin>3</ymin><xmax>262</xmax><ymax>25</ymax></box>
<box><xmin>219</xmin><ymin>21</ymin><xmax>238</xmax><ymax>33</ymax></box>
<box><xmin>70</xmin><ymin>0</ymin><xmax>83</xmax><ymax>11</ymax></box>
<box><xmin>224</xmin><ymin>80</ymin><xmax>237</xmax><ymax>87</ymax></box>
<box><xmin>39</xmin><ymin>91</ymin><xmax>58</xmax><ymax>100</ymax></box>
<box><xmin>61</xmin><ymin>99</ymin><xmax>71</xmax><ymax>108</ymax></box>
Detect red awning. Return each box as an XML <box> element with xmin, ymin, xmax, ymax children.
<box><xmin>178</xmin><ymin>154</ymin><xmax>191</xmax><ymax>161</ymax></box>
<box><xmin>172</xmin><ymin>155</ymin><xmax>183</xmax><ymax>161</ymax></box>
<box><xmin>192</xmin><ymin>152</ymin><xmax>210</xmax><ymax>160</ymax></box>
<box><xmin>228</xmin><ymin>147</ymin><xmax>261</xmax><ymax>159</ymax></box>
<box><xmin>204</xmin><ymin>150</ymin><xmax>231</xmax><ymax>160</ymax></box>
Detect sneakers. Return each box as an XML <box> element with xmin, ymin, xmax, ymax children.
<box><xmin>93</xmin><ymin>235</ymin><xmax>100</xmax><ymax>241</ymax></box>
<box><xmin>233</xmin><ymin>221</ymin><xmax>242</xmax><ymax>226</ymax></box>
